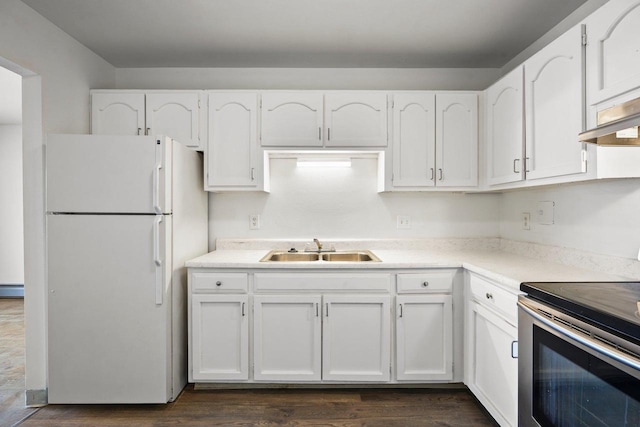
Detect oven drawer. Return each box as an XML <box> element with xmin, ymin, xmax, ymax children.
<box><xmin>470</xmin><ymin>274</ymin><xmax>518</xmax><ymax>323</ymax></box>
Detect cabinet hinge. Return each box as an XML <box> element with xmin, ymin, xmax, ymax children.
<box><xmin>581</xmin><ymin>32</ymin><xmax>587</xmax><ymax>46</ymax></box>
<box><xmin>581</xmin><ymin>149</ymin><xmax>588</xmax><ymax>172</ymax></box>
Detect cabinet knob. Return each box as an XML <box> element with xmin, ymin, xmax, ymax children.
<box><xmin>422</xmin><ymin>281</ymin><xmax>429</xmax><ymax>287</ymax></box>
<box><xmin>486</xmin><ymin>292</ymin><xmax>493</xmax><ymax>300</ymax></box>
<box><xmin>216</xmin><ymin>281</ymin><xmax>222</xmax><ymax>287</ymax></box>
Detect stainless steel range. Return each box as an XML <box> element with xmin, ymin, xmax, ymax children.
<box><xmin>518</xmin><ymin>282</ymin><xmax>640</xmax><ymax>427</ymax></box>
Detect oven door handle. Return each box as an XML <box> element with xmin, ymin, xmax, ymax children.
<box><xmin>518</xmin><ymin>300</ymin><xmax>640</xmax><ymax>372</ymax></box>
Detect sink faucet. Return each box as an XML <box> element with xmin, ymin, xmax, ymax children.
<box><xmin>313</xmin><ymin>238</ymin><xmax>323</xmax><ymax>251</ymax></box>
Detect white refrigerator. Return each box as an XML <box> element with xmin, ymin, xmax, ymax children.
<box><xmin>45</xmin><ymin>134</ymin><xmax>208</xmax><ymax>403</ymax></box>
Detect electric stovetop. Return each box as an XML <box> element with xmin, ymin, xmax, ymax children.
<box><xmin>521</xmin><ymin>281</ymin><xmax>640</xmax><ymax>345</ymax></box>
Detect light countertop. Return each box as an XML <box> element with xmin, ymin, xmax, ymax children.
<box><xmin>186</xmin><ymin>247</ymin><xmax>629</xmax><ymax>292</ymax></box>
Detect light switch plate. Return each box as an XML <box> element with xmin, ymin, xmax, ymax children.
<box><xmin>522</xmin><ymin>212</ymin><xmax>531</xmax><ymax>230</ymax></box>
<box><xmin>537</xmin><ymin>201</ymin><xmax>555</xmax><ymax>225</ymax></box>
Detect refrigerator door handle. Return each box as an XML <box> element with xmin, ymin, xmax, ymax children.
<box><xmin>154</xmin><ymin>215</ymin><xmax>164</xmax><ymax>305</ymax></box>
<box><xmin>153</xmin><ymin>164</ymin><xmax>162</xmax><ymax>214</ymax></box>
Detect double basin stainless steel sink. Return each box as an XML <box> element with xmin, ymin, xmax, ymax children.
<box><xmin>260</xmin><ymin>250</ymin><xmax>381</xmax><ymax>262</ymax></box>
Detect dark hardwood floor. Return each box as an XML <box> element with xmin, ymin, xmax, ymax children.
<box><xmin>0</xmin><ymin>298</ymin><xmax>38</xmax><ymax>427</ymax></box>
<box><xmin>19</xmin><ymin>386</ymin><xmax>497</xmax><ymax>426</ymax></box>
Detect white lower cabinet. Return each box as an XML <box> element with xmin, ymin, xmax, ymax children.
<box><xmin>465</xmin><ymin>273</ymin><xmax>520</xmax><ymax>427</ymax></box>
<box><xmin>396</xmin><ymin>295</ymin><xmax>453</xmax><ymax>381</ymax></box>
<box><xmin>322</xmin><ymin>295</ymin><xmax>391</xmax><ymax>382</ymax></box>
<box><xmin>253</xmin><ymin>295</ymin><xmax>322</xmax><ymax>381</ymax></box>
<box><xmin>189</xmin><ymin>269</ymin><xmax>464</xmax><ymax>387</ymax></box>
<box><xmin>191</xmin><ymin>294</ymin><xmax>249</xmax><ymax>381</ymax></box>
<box><xmin>254</xmin><ymin>294</ymin><xmax>391</xmax><ymax>382</ymax></box>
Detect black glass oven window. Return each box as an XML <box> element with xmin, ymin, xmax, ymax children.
<box><xmin>533</xmin><ymin>327</ymin><xmax>640</xmax><ymax>427</ymax></box>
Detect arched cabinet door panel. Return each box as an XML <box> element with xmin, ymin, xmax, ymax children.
<box><xmin>207</xmin><ymin>92</ymin><xmax>258</xmax><ymax>189</ymax></box>
<box><xmin>486</xmin><ymin>67</ymin><xmax>525</xmax><ymax>186</ymax></box>
<box><xmin>261</xmin><ymin>92</ymin><xmax>324</xmax><ymax>147</ymax></box>
<box><xmin>146</xmin><ymin>92</ymin><xmax>202</xmax><ymax>149</ymax></box>
<box><xmin>325</xmin><ymin>93</ymin><xmax>388</xmax><ymax>147</ymax></box>
<box><xmin>525</xmin><ymin>25</ymin><xmax>585</xmax><ymax>181</ymax></box>
<box><xmin>91</xmin><ymin>92</ymin><xmax>145</xmax><ymax>136</ymax></box>
<box><xmin>587</xmin><ymin>0</ymin><xmax>640</xmax><ymax>104</ymax></box>
<box><xmin>436</xmin><ymin>93</ymin><xmax>478</xmax><ymax>188</ymax></box>
<box><xmin>392</xmin><ymin>93</ymin><xmax>436</xmax><ymax>188</ymax></box>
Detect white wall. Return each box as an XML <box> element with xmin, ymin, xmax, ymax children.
<box><xmin>210</xmin><ymin>158</ymin><xmax>500</xmax><ymax>246</ymax></box>
<box><xmin>116</xmin><ymin>67</ymin><xmax>499</xmax><ymax>90</ymax></box>
<box><xmin>500</xmin><ymin>179</ymin><xmax>640</xmax><ymax>260</ymax></box>
<box><xmin>0</xmin><ymin>125</ymin><xmax>24</xmax><ymax>284</ymax></box>
<box><xmin>0</xmin><ymin>0</ymin><xmax>116</xmax><ymax>397</ymax></box>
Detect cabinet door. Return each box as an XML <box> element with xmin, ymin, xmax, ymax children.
<box><xmin>322</xmin><ymin>295</ymin><xmax>390</xmax><ymax>382</ymax></box>
<box><xmin>191</xmin><ymin>294</ymin><xmax>248</xmax><ymax>381</ymax></box>
<box><xmin>396</xmin><ymin>295</ymin><xmax>453</xmax><ymax>381</ymax></box>
<box><xmin>325</xmin><ymin>93</ymin><xmax>388</xmax><ymax>147</ymax></box>
<box><xmin>392</xmin><ymin>93</ymin><xmax>436</xmax><ymax>187</ymax></box>
<box><xmin>91</xmin><ymin>92</ymin><xmax>145</xmax><ymax>136</ymax></box>
<box><xmin>525</xmin><ymin>26</ymin><xmax>585</xmax><ymax>181</ymax></box>
<box><xmin>587</xmin><ymin>0</ymin><xmax>640</xmax><ymax>104</ymax></box>
<box><xmin>436</xmin><ymin>93</ymin><xmax>478</xmax><ymax>187</ymax></box>
<box><xmin>486</xmin><ymin>67</ymin><xmax>525</xmax><ymax>186</ymax></box>
<box><xmin>146</xmin><ymin>92</ymin><xmax>202</xmax><ymax>149</ymax></box>
<box><xmin>468</xmin><ymin>302</ymin><xmax>518</xmax><ymax>427</ymax></box>
<box><xmin>207</xmin><ymin>92</ymin><xmax>258</xmax><ymax>188</ymax></box>
<box><xmin>253</xmin><ymin>295</ymin><xmax>322</xmax><ymax>381</ymax></box>
<box><xmin>261</xmin><ymin>92</ymin><xmax>324</xmax><ymax>147</ymax></box>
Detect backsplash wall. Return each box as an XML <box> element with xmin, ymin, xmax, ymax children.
<box><xmin>500</xmin><ymin>179</ymin><xmax>640</xmax><ymax>260</ymax></box>
<box><xmin>208</xmin><ymin>158</ymin><xmax>501</xmax><ymax>248</ymax></box>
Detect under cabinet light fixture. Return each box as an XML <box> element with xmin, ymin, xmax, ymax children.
<box><xmin>296</xmin><ymin>158</ymin><xmax>352</xmax><ymax>168</ymax></box>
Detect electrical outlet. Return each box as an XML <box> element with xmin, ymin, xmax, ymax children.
<box><xmin>537</xmin><ymin>201</ymin><xmax>555</xmax><ymax>225</ymax></box>
<box><xmin>522</xmin><ymin>212</ymin><xmax>531</xmax><ymax>230</ymax></box>
<box><xmin>397</xmin><ymin>215</ymin><xmax>411</xmax><ymax>229</ymax></box>
<box><xmin>249</xmin><ymin>214</ymin><xmax>260</xmax><ymax>230</ymax></box>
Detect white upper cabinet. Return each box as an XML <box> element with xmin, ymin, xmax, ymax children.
<box><xmin>260</xmin><ymin>92</ymin><xmax>324</xmax><ymax>147</ymax></box>
<box><xmin>145</xmin><ymin>92</ymin><xmax>203</xmax><ymax>149</ymax></box>
<box><xmin>207</xmin><ymin>92</ymin><xmax>259</xmax><ymax>190</ymax></box>
<box><xmin>325</xmin><ymin>93</ymin><xmax>388</xmax><ymax>147</ymax></box>
<box><xmin>91</xmin><ymin>90</ymin><xmax>204</xmax><ymax>150</ymax></box>
<box><xmin>586</xmin><ymin>0</ymin><xmax>640</xmax><ymax>105</ymax></box>
<box><xmin>391</xmin><ymin>92</ymin><xmax>477</xmax><ymax>190</ymax></box>
<box><xmin>392</xmin><ymin>93</ymin><xmax>436</xmax><ymax>187</ymax></box>
<box><xmin>436</xmin><ymin>93</ymin><xmax>478</xmax><ymax>187</ymax></box>
<box><xmin>486</xmin><ymin>66</ymin><xmax>525</xmax><ymax>186</ymax></box>
<box><xmin>91</xmin><ymin>92</ymin><xmax>145</xmax><ymax>136</ymax></box>
<box><xmin>524</xmin><ymin>25</ymin><xmax>586</xmax><ymax>181</ymax></box>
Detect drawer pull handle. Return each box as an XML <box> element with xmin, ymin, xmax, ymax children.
<box><xmin>422</xmin><ymin>281</ymin><xmax>429</xmax><ymax>287</ymax></box>
<box><xmin>399</xmin><ymin>304</ymin><xmax>403</xmax><ymax>318</ymax></box>
<box><xmin>241</xmin><ymin>302</ymin><xmax>245</xmax><ymax>317</ymax></box>
<box><xmin>486</xmin><ymin>293</ymin><xmax>493</xmax><ymax>300</ymax></box>
<box><xmin>216</xmin><ymin>281</ymin><xmax>222</xmax><ymax>287</ymax></box>
<box><xmin>511</xmin><ymin>341</ymin><xmax>518</xmax><ymax>359</ymax></box>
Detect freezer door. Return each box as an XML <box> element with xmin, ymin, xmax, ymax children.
<box><xmin>47</xmin><ymin>214</ymin><xmax>172</xmax><ymax>403</ymax></box>
<box><xmin>46</xmin><ymin>134</ymin><xmax>172</xmax><ymax>214</ymax></box>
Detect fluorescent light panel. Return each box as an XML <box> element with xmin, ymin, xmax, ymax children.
<box><xmin>296</xmin><ymin>158</ymin><xmax>352</xmax><ymax>168</ymax></box>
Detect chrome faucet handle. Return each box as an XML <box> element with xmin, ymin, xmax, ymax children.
<box><xmin>313</xmin><ymin>238</ymin><xmax>323</xmax><ymax>251</ymax></box>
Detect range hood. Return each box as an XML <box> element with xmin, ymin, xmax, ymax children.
<box><xmin>579</xmin><ymin>96</ymin><xmax>640</xmax><ymax>146</ymax></box>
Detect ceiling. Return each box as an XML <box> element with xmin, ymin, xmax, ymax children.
<box><xmin>22</xmin><ymin>0</ymin><xmax>589</xmax><ymax>68</ymax></box>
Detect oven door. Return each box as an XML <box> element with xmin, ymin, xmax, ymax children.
<box><xmin>518</xmin><ymin>296</ymin><xmax>640</xmax><ymax>427</ymax></box>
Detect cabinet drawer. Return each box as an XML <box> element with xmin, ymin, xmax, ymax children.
<box><xmin>397</xmin><ymin>270</ymin><xmax>455</xmax><ymax>293</ymax></box>
<box><xmin>469</xmin><ymin>274</ymin><xmax>518</xmax><ymax>323</ymax></box>
<box><xmin>254</xmin><ymin>273</ymin><xmax>391</xmax><ymax>292</ymax></box>
<box><xmin>191</xmin><ymin>272</ymin><xmax>248</xmax><ymax>293</ymax></box>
